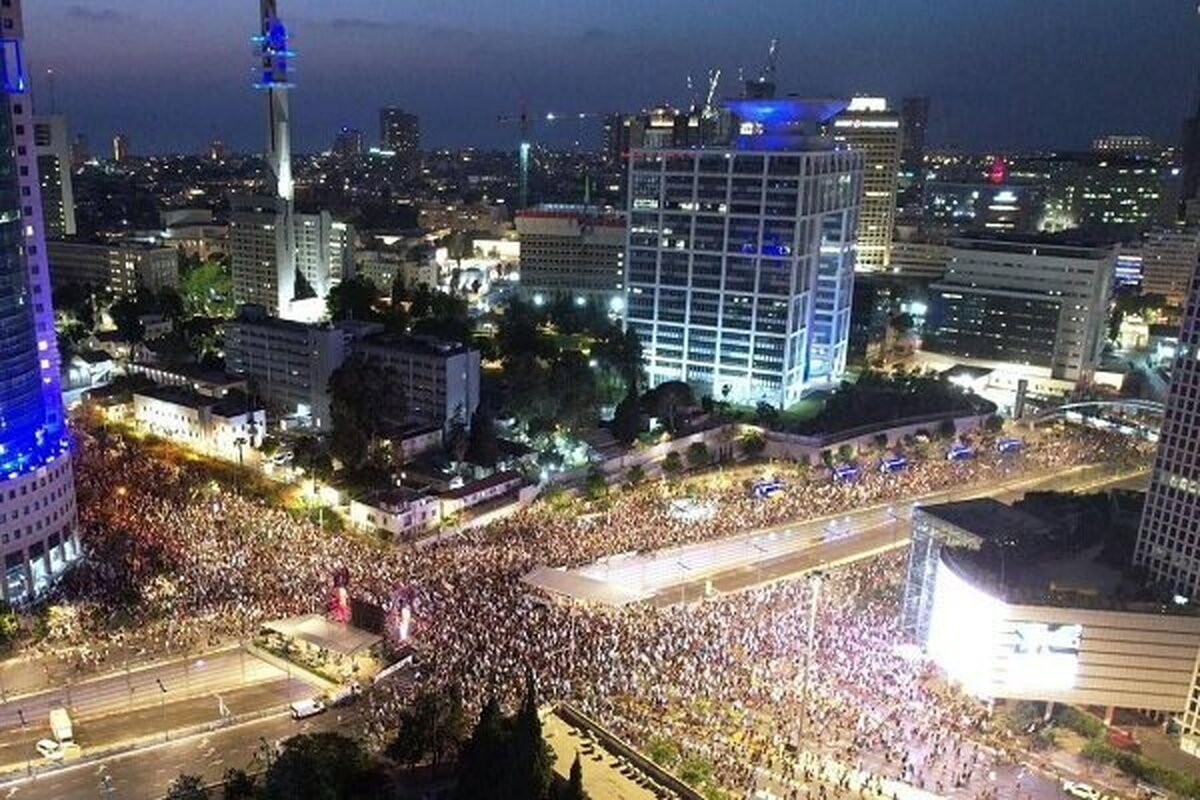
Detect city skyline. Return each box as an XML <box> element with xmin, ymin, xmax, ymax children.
<box><xmin>25</xmin><ymin>0</ymin><xmax>1200</xmax><ymax>155</ymax></box>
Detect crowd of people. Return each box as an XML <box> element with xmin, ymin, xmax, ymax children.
<box><xmin>48</xmin><ymin>422</ymin><xmax>1148</xmax><ymax>798</ymax></box>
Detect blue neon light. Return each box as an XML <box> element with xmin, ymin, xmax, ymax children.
<box><xmin>0</xmin><ymin>41</ymin><xmax>26</xmax><ymax>95</ymax></box>
<box><xmin>253</xmin><ymin>16</ymin><xmax>294</xmax><ymax>90</ymax></box>
<box><xmin>833</xmin><ymin>463</ymin><xmax>859</xmax><ymax>482</ymax></box>
<box><xmin>724</xmin><ymin>98</ymin><xmax>849</xmax><ymax>127</ymax></box>
<box><xmin>752</xmin><ymin>479</ymin><xmax>785</xmax><ymax>499</ymax></box>
<box><xmin>0</xmin><ymin>435</ymin><xmax>70</xmax><ymax>482</ymax></box>
<box><xmin>946</xmin><ymin>445</ymin><xmax>974</xmax><ymax>462</ymax></box>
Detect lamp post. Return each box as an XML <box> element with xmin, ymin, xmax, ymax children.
<box><xmin>156</xmin><ymin>678</ymin><xmax>168</xmax><ymax>741</ymax></box>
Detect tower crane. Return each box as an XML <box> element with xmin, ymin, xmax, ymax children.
<box><xmin>497</xmin><ymin>105</ymin><xmax>599</xmax><ymax>209</ymax></box>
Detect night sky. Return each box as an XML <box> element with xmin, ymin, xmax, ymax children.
<box><xmin>23</xmin><ymin>0</ymin><xmax>1200</xmax><ymax>156</ymax></box>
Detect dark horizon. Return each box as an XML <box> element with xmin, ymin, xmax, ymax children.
<box><xmin>24</xmin><ymin>0</ymin><xmax>1200</xmax><ymax>157</ymax></box>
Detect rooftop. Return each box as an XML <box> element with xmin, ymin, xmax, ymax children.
<box><xmin>357</xmin><ymin>332</ymin><xmax>474</xmax><ymax>358</ymax></box>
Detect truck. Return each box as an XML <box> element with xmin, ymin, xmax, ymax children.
<box><xmin>49</xmin><ymin>707</ymin><xmax>73</xmax><ymax>746</ymax></box>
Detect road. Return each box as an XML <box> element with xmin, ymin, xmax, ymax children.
<box><xmin>5</xmin><ymin>709</ymin><xmax>340</xmax><ymax>800</ymax></box>
<box><xmin>652</xmin><ymin>463</ymin><xmax>1147</xmax><ymax>605</ymax></box>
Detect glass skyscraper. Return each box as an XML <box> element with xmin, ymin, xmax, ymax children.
<box><xmin>0</xmin><ymin>1</ymin><xmax>80</xmax><ymax>603</ymax></box>
<box><xmin>623</xmin><ymin>98</ymin><xmax>862</xmax><ymax>408</ymax></box>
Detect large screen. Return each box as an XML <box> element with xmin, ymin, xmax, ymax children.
<box><xmin>1000</xmin><ymin>622</ymin><xmax>1081</xmax><ymax>692</ymax></box>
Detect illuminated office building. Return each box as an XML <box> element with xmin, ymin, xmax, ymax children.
<box><xmin>0</xmin><ymin>0</ymin><xmax>81</xmax><ymax>603</ymax></box>
<box><xmin>1136</xmin><ymin>262</ymin><xmax>1200</xmax><ymax>601</ymax></box>
<box><xmin>1139</xmin><ymin>225</ymin><xmax>1200</xmax><ymax>307</ymax></box>
<box><xmin>831</xmin><ymin>98</ymin><xmax>901</xmax><ymax>272</ymax></box>
<box><xmin>624</xmin><ymin>97</ymin><xmax>862</xmax><ymax>407</ymax></box>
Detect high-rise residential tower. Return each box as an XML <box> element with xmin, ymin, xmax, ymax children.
<box><xmin>624</xmin><ymin>98</ymin><xmax>862</xmax><ymax>408</ymax></box>
<box><xmin>32</xmin><ymin>114</ymin><xmax>75</xmax><ymax>238</ymax></box>
<box><xmin>380</xmin><ymin>107</ymin><xmax>420</xmax><ymax>157</ymax></box>
<box><xmin>0</xmin><ymin>0</ymin><xmax>80</xmax><ymax>602</ymax></box>
<box><xmin>831</xmin><ymin>97</ymin><xmax>902</xmax><ymax>272</ymax></box>
<box><xmin>111</xmin><ymin>133</ymin><xmax>129</xmax><ymax>163</ymax></box>
<box><xmin>1135</xmin><ymin>261</ymin><xmax>1200</xmax><ymax>598</ymax></box>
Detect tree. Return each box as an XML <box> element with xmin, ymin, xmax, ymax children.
<box><xmin>661</xmin><ymin>451</ymin><xmax>683</xmax><ymax>478</ymax></box>
<box><xmin>389</xmin><ymin>685</ymin><xmax>467</xmax><ymax>770</ymax></box>
<box><xmin>180</xmin><ymin>259</ymin><xmax>234</xmax><ymax>317</ymax></box>
<box><xmin>466</xmin><ymin>410</ymin><xmax>501</xmax><ymax>468</ymax></box>
<box><xmin>548</xmin><ymin>351</ymin><xmax>600</xmax><ymax>431</ymax></box>
<box><xmin>445</xmin><ymin>408</ymin><xmax>469</xmax><ymax>464</ymax></box>
<box><xmin>328</xmin><ymin>356</ymin><xmax>405</xmax><ymax>471</ymax></box>
<box><xmin>738</xmin><ymin>431</ymin><xmax>766</xmax><ymax>460</ymax></box>
<box><xmin>326</xmin><ymin>276</ymin><xmax>379</xmax><ymax>322</ymax></box>
<box><xmin>754</xmin><ymin>402</ymin><xmax>779</xmax><ymax>428</ymax></box>
<box><xmin>836</xmin><ymin>443</ymin><xmax>855</xmax><ymax>463</ymax></box>
<box><xmin>937</xmin><ymin>418</ymin><xmax>958</xmax><ymax>440</ymax></box>
<box><xmin>264</xmin><ymin>732</ymin><xmax>385</xmax><ymax>800</ymax></box>
<box><xmin>165</xmin><ymin>774</ymin><xmax>209</xmax><ymax>800</ymax></box>
<box><xmin>873</xmin><ymin>433</ymin><xmax>889</xmax><ymax>451</ymax></box>
<box><xmin>0</xmin><ymin>601</ymin><xmax>19</xmax><ymax>648</ymax></box>
<box><xmin>558</xmin><ymin>752</ymin><xmax>589</xmax><ymax>800</ymax></box>
<box><xmin>686</xmin><ymin>442</ymin><xmax>710</xmax><ymax>470</ymax></box>
<box><xmin>624</xmin><ymin>464</ymin><xmax>646</xmax><ymax>487</ymax></box>
<box><xmin>455</xmin><ymin>674</ymin><xmax>552</xmax><ymax>800</ymax></box>
<box><xmin>611</xmin><ymin>391</ymin><xmax>641</xmax><ymax>445</ymax></box>
<box><xmin>584</xmin><ymin>466</ymin><xmax>608</xmax><ymax>500</ymax></box>
<box><xmin>647</xmin><ymin>381</ymin><xmax>693</xmax><ymax>433</ymax></box>
<box><xmin>222</xmin><ymin>769</ymin><xmax>257</xmax><ymax>800</ymax></box>
<box><xmin>984</xmin><ymin>414</ymin><xmax>1005</xmax><ymax>434</ymax></box>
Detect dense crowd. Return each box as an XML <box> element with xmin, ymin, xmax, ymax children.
<box><xmin>51</xmin><ymin>423</ymin><xmax>1147</xmax><ymax>798</ymax></box>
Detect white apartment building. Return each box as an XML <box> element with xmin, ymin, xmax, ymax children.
<box><xmin>352</xmin><ymin>334</ymin><xmax>481</xmax><ymax>430</ymax></box>
<box><xmin>222</xmin><ymin>305</ymin><xmax>373</xmax><ymax>430</ymax></box>
<box><xmin>32</xmin><ymin>114</ymin><xmax>75</xmax><ymax>239</ymax></box>
<box><xmin>133</xmin><ymin>387</ymin><xmax>265</xmax><ymax>462</ymax></box>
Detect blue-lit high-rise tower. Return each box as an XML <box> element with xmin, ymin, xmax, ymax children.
<box><xmin>623</xmin><ymin>97</ymin><xmax>863</xmax><ymax>408</ymax></box>
<box><xmin>0</xmin><ymin>0</ymin><xmax>79</xmax><ymax>603</ymax></box>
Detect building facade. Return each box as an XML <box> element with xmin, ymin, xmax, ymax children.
<box><xmin>352</xmin><ymin>334</ymin><xmax>481</xmax><ymax>430</ymax></box>
<box><xmin>229</xmin><ymin>198</ymin><xmax>350</xmax><ymax>321</ymax></box>
<box><xmin>1136</xmin><ymin>264</ymin><xmax>1200</xmax><ymax>600</ymax></box>
<box><xmin>515</xmin><ymin>206</ymin><xmax>625</xmax><ymax>309</ymax></box>
<box><xmin>0</xmin><ymin>0</ymin><xmax>80</xmax><ymax>604</ymax></box>
<box><xmin>222</xmin><ymin>305</ymin><xmax>366</xmax><ymax>430</ymax></box>
<box><xmin>133</xmin><ymin>388</ymin><xmax>265</xmax><ymax>462</ymax></box>
<box><xmin>624</xmin><ymin>98</ymin><xmax>863</xmax><ymax>408</ymax></box>
<box><xmin>926</xmin><ymin>238</ymin><xmax>1114</xmax><ymax>384</ymax></box>
<box><xmin>46</xmin><ymin>239</ymin><xmax>179</xmax><ymax>295</ymax></box>
<box><xmin>380</xmin><ymin>107</ymin><xmax>420</xmax><ymax>157</ymax></box>
<box><xmin>1140</xmin><ymin>225</ymin><xmax>1200</xmax><ymax>307</ymax></box>
<box><xmin>32</xmin><ymin>114</ymin><xmax>75</xmax><ymax>238</ymax></box>
<box><xmin>831</xmin><ymin>98</ymin><xmax>902</xmax><ymax>272</ymax></box>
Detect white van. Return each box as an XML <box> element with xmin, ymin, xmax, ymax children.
<box><xmin>289</xmin><ymin>698</ymin><xmax>326</xmax><ymax>720</ymax></box>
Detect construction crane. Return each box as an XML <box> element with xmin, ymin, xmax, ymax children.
<box><xmin>744</xmin><ymin>37</ymin><xmax>779</xmax><ymax>99</ymax></box>
<box><xmin>497</xmin><ymin>105</ymin><xmax>599</xmax><ymax>209</ymax></box>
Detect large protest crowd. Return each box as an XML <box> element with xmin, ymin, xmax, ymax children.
<box><xmin>49</xmin><ymin>422</ymin><xmax>1147</xmax><ymax>798</ymax></box>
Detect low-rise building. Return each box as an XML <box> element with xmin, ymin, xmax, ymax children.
<box><xmin>515</xmin><ymin>205</ymin><xmax>625</xmax><ymax>309</ymax></box>
<box><xmin>47</xmin><ymin>239</ymin><xmax>179</xmax><ymax>294</ymax></box>
<box><xmin>125</xmin><ymin>362</ymin><xmax>247</xmax><ymax>398</ymax></box>
<box><xmin>439</xmin><ymin>470</ymin><xmax>525</xmax><ymax>517</ymax></box>
<box><xmin>132</xmin><ymin>387</ymin><xmax>265</xmax><ymax>462</ymax></box>
<box><xmin>348</xmin><ymin>487</ymin><xmax>442</xmax><ymax>538</ymax></box>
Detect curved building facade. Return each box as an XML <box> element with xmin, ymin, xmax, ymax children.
<box><xmin>0</xmin><ymin>1</ymin><xmax>79</xmax><ymax>604</ymax></box>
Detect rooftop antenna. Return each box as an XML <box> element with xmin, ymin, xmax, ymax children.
<box><xmin>703</xmin><ymin>68</ymin><xmax>722</xmax><ymax>119</ymax></box>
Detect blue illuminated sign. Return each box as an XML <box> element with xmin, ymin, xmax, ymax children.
<box><xmin>997</xmin><ymin>438</ymin><xmax>1023</xmax><ymax>454</ymax></box>
<box><xmin>0</xmin><ymin>40</ymin><xmax>26</xmax><ymax>95</ymax></box>
<box><xmin>879</xmin><ymin>456</ymin><xmax>908</xmax><ymax>474</ymax></box>
<box><xmin>833</xmin><ymin>463</ymin><xmax>859</xmax><ymax>482</ymax></box>
<box><xmin>946</xmin><ymin>444</ymin><xmax>974</xmax><ymax>462</ymax></box>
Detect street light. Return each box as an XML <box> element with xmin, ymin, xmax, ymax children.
<box><xmin>156</xmin><ymin>678</ymin><xmax>168</xmax><ymax>741</ymax></box>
